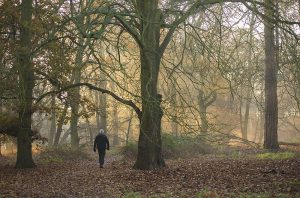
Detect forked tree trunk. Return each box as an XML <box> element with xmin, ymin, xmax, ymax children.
<box><xmin>198</xmin><ymin>90</ymin><xmax>216</xmax><ymax>134</ymax></box>
<box><xmin>134</xmin><ymin>1</ymin><xmax>165</xmax><ymax>169</ymax></box>
<box><xmin>16</xmin><ymin>0</ymin><xmax>36</xmax><ymax>168</ymax></box>
<box><xmin>263</xmin><ymin>0</ymin><xmax>279</xmax><ymax>149</ymax></box>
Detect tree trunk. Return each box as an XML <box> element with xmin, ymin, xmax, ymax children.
<box><xmin>112</xmin><ymin>102</ymin><xmax>119</xmax><ymax>145</ymax></box>
<box><xmin>170</xmin><ymin>81</ymin><xmax>178</xmax><ymax>136</ymax></box>
<box><xmin>48</xmin><ymin>94</ymin><xmax>56</xmax><ymax>146</ymax></box>
<box><xmin>53</xmin><ymin>103</ymin><xmax>68</xmax><ymax>147</ymax></box>
<box><xmin>125</xmin><ymin>110</ymin><xmax>133</xmax><ymax>146</ymax></box>
<box><xmin>241</xmin><ymin>91</ymin><xmax>251</xmax><ymax>140</ymax></box>
<box><xmin>15</xmin><ymin>0</ymin><xmax>36</xmax><ymax>168</ymax></box>
<box><xmin>59</xmin><ymin>129</ymin><xmax>70</xmax><ymax>145</ymax></box>
<box><xmin>258</xmin><ymin>110</ymin><xmax>264</xmax><ymax>144</ymax></box>
<box><xmin>263</xmin><ymin>0</ymin><xmax>279</xmax><ymax>150</ymax></box>
<box><xmin>95</xmin><ymin>90</ymin><xmax>101</xmax><ymax>131</ymax></box>
<box><xmin>241</xmin><ymin>14</ymin><xmax>255</xmax><ymax>140</ymax></box>
<box><xmin>257</xmin><ymin>91</ymin><xmax>265</xmax><ymax>144</ymax></box>
<box><xmin>198</xmin><ymin>90</ymin><xmax>216</xmax><ymax>134</ymax></box>
<box><xmin>69</xmin><ymin>72</ymin><xmax>81</xmax><ymax>149</ymax></box>
<box><xmin>98</xmin><ymin>73</ymin><xmax>108</xmax><ymax>133</ymax></box>
<box><xmin>93</xmin><ymin>76</ymin><xmax>107</xmax><ymax>141</ymax></box>
<box><xmin>134</xmin><ymin>1</ymin><xmax>165</xmax><ymax>169</ymax></box>
<box><xmin>69</xmin><ymin>38</ymin><xmax>85</xmax><ymax>149</ymax></box>
<box><xmin>85</xmin><ymin>117</ymin><xmax>94</xmax><ymax>145</ymax></box>
<box><xmin>198</xmin><ymin>90</ymin><xmax>209</xmax><ymax>134</ymax></box>
<box><xmin>111</xmin><ymin>82</ymin><xmax>119</xmax><ymax>145</ymax></box>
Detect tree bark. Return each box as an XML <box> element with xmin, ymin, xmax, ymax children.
<box><xmin>241</xmin><ymin>91</ymin><xmax>251</xmax><ymax>140</ymax></box>
<box><xmin>69</xmin><ymin>38</ymin><xmax>85</xmax><ymax>149</ymax></box>
<box><xmin>95</xmin><ymin>90</ymin><xmax>101</xmax><ymax>131</ymax></box>
<box><xmin>0</xmin><ymin>139</ymin><xmax>2</xmax><ymax>156</ymax></box>
<box><xmin>125</xmin><ymin>110</ymin><xmax>133</xmax><ymax>146</ymax></box>
<box><xmin>169</xmin><ymin>81</ymin><xmax>178</xmax><ymax>136</ymax></box>
<box><xmin>241</xmin><ymin>14</ymin><xmax>255</xmax><ymax>140</ymax></box>
<box><xmin>59</xmin><ymin>129</ymin><xmax>70</xmax><ymax>145</ymax></box>
<box><xmin>48</xmin><ymin>94</ymin><xmax>56</xmax><ymax>146</ymax></box>
<box><xmin>134</xmin><ymin>1</ymin><xmax>165</xmax><ymax>169</ymax></box>
<box><xmin>53</xmin><ymin>103</ymin><xmax>68</xmax><ymax>147</ymax></box>
<box><xmin>85</xmin><ymin>117</ymin><xmax>94</xmax><ymax>145</ymax></box>
<box><xmin>98</xmin><ymin>73</ymin><xmax>108</xmax><ymax>133</ymax></box>
<box><xmin>111</xmin><ymin>82</ymin><xmax>119</xmax><ymax>145</ymax></box>
<box><xmin>198</xmin><ymin>90</ymin><xmax>216</xmax><ymax>134</ymax></box>
<box><xmin>263</xmin><ymin>0</ymin><xmax>279</xmax><ymax>150</ymax></box>
<box><xmin>15</xmin><ymin>0</ymin><xmax>36</xmax><ymax>168</ymax></box>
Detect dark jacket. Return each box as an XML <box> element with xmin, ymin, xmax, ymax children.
<box><xmin>94</xmin><ymin>133</ymin><xmax>109</xmax><ymax>152</ymax></box>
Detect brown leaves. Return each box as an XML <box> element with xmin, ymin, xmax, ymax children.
<box><xmin>0</xmin><ymin>155</ymin><xmax>300</xmax><ymax>197</ymax></box>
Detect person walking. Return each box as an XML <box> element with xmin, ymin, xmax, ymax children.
<box><xmin>94</xmin><ymin>129</ymin><xmax>109</xmax><ymax>168</ymax></box>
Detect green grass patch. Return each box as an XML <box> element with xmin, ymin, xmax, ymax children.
<box><xmin>238</xmin><ymin>193</ymin><xmax>292</xmax><ymax>198</ymax></box>
<box><xmin>124</xmin><ymin>192</ymin><xmax>141</xmax><ymax>198</ymax></box>
<box><xmin>196</xmin><ymin>192</ymin><xmax>292</xmax><ymax>198</ymax></box>
<box><xmin>40</xmin><ymin>155</ymin><xmax>64</xmax><ymax>164</ymax></box>
<box><xmin>238</xmin><ymin>193</ymin><xmax>269</xmax><ymax>198</ymax></box>
<box><xmin>257</xmin><ymin>152</ymin><xmax>297</xmax><ymax>160</ymax></box>
<box><xmin>196</xmin><ymin>189</ymin><xmax>219</xmax><ymax>198</ymax></box>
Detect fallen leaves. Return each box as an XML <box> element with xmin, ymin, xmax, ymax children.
<box><xmin>0</xmin><ymin>153</ymin><xmax>300</xmax><ymax>197</ymax></box>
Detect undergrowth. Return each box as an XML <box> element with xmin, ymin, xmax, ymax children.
<box><xmin>36</xmin><ymin>145</ymin><xmax>91</xmax><ymax>164</ymax></box>
<box><xmin>122</xmin><ymin>133</ymin><xmax>216</xmax><ymax>159</ymax></box>
<box><xmin>257</xmin><ymin>152</ymin><xmax>297</xmax><ymax>160</ymax></box>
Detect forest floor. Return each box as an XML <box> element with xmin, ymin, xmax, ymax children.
<box><xmin>0</xmin><ymin>146</ymin><xmax>300</xmax><ymax>198</ymax></box>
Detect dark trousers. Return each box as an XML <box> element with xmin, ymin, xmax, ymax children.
<box><xmin>98</xmin><ymin>150</ymin><xmax>106</xmax><ymax>165</ymax></box>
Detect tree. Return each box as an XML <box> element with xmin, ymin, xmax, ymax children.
<box><xmin>15</xmin><ymin>0</ymin><xmax>36</xmax><ymax>168</ymax></box>
<box><xmin>127</xmin><ymin>1</ymin><xmax>165</xmax><ymax>169</ymax></box>
<box><xmin>48</xmin><ymin>94</ymin><xmax>56</xmax><ymax>146</ymax></box>
<box><xmin>53</xmin><ymin>103</ymin><xmax>68</xmax><ymax>147</ymax></box>
<box><xmin>111</xmin><ymin>81</ymin><xmax>120</xmax><ymax>145</ymax></box>
<box><xmin>263</xmin><ymin>0</ymin><xmax>279</xmax><ymax>149</ymax></box>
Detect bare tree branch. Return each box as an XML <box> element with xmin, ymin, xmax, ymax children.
<box><xmin>35</xmin><ymin>82</ymin><xmax>142</xmax><ymax>121</ymax></box>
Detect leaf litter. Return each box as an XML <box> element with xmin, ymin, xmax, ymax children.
<box><xmin>0</xmin><ymin>152</ymin><xmax>300</xmax><ymax>197</ymax></box>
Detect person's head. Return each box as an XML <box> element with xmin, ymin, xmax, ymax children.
<box><xmin>99</xmin><ymin>129</ymin><xmax>105</xmax><ymax>135</ymax></box>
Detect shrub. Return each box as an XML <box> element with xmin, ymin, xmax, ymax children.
<box><xmin>122</xmin><ymin>134</ymin><xmax>216</xmax><ymax>159</ymax></box>
<box><xmin>162</xmin><ymin>133</ymin><xmax>216</xmax><ymax>159</ymax></box>
<box><xmin>36</xmin><ymin>144</ymin><xmax>91</xmax><ymax>164</ymax></box>
<box><xmin>121</xmin><ymin>141</ymin><xmax>138</xmax><ymax>159</ymax></box>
